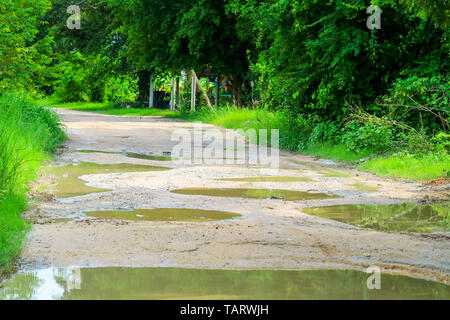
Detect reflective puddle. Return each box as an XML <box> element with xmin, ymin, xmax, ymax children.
<box><xmin>317</xmin><ymin>170</ymin><xmax>350</xmax><ymax>178</ymax></box>
<box><xmin>0</xmin><ymin>267</ymin><xmax>448</xmax><ymax>300</ymax></box>
<box><xmin>77</xmin><ymin>150</ymin><xmax>172</xmax><ymax>161</ymax></box>
<box><xmin>85</xmin><ymin>208</ymin><xmax>241</xmax><ymax>222</ymax></box>
<box><xmin>302</xmin><ymin>202</ymin><xmax>450</xmax><ymax>232</ymax></box>
<box><xmin>216</xmin><ymin>176</ymin><xmax>313</xmax><ymax>182</ymax></box>
<box><xmin>171</xmin><ymin>188</ymin><xmax>340</xmax><ymax>201</ymax></box>
<box><xmin>39</xmin><ymin>162</ymin><xmax>170</xmax><ymax>198</ymax></box>
<box><xmin>345</xmin><ymin>183</ymin><xmax>378</xmax><ymax>191</ymax></box>
<box><xmin>43</xmin><ymin>218</ymin><xmax>72</xmax><ymax>224</ymax></box>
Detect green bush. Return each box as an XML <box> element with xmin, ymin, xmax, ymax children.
<box><xmin>53</xmin><ymin>51</ymin><xmax>90</xmax><ymax>102</ymax></box>
<box><xmin>52</xmin><ymin>51</ymin><xmax>138</xmax><ymax>104</ymax></box>
<box><xmin>340</xmin><ymin>121</ymin><xmax>396</xmax><ymax>154</ymax></box>
<box><xmin>104</xmin><ymin>76</ymin><xmax>138</xmax><ymax>103</ymax></box>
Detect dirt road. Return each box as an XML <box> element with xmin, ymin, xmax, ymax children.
<box><xmin>20</xmin><ymin>109</ymin><xmax>450</xmax><ymax>283</ymax></box>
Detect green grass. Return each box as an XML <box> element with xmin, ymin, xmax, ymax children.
<box><xmin>0</xmin><ymin>92</ymin><xmax>65</xmax><ymax>277</ymax></box>
<box><xmin>303</xmin><ymin>144</ymin><xmax>373</xmax><ymax>163</ymax></box>
<box><xmin>40</xmin><ymin>100</ymin><xmax>449</xmax><ymax>181</ymax></box>
<box><xmin>168</xmin><ymin>106</ymin><xmax>304</xmax><ymax>150</ymax></box>
<box><xmin>0</xmin><ymin>195</ymin><xmax>30</xmax><ymax>275</ymax></box>
<box><xmin>43</xmin><ymin>100</ymin><xmax>177</xmax><ymax>117</ymax></box>
<box><xmin>359</xmin><ymin>152</ymin><xmax>450</xmax><ymax>181</ymax></box>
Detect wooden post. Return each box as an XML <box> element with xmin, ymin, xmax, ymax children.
<box><xmin>191</xmin><ymin>70</ymin><xmax>212</xmax><ymax>109</ymax></box>
<box><xmin>170</xmin><ymin>77</ymin><xmax>175</xmax><ymax>110</ymax></box>
<box><xmin>175</xmin><ymin>77</ymin><xmax>180</xmax><ymax>109</ymax></box>
<box><xmin>215</xmin><ymin>76</ymin><xmax>220</xmax><ymax>107</ymax></box>
<box><xmin>190</xmin><ymin>72</ymin><xmax>196</xmax><ymax>111</ymax></box>
<box><xmin>149</xmin><ymin>75</ymin><xmax>154</xmax><ymax>108</ymax></box>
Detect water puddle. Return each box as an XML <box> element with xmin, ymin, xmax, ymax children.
<box><xmin>345</xmin><ymin>183</ymin><xmax>378</xmax><ymax>191</ymax></box>
<box><xmin>39</xmin><ymin>162</ymin><xmax>170</xmax><ymax>198</ymax></box>
<box><xmin>302</xmin><ymin>202</ymin><xmax>449</xmax><ymax>233</ymax></box>
<box><xmin>77</xmin><ymin>150</ymin><xmax>171</xmax><ymax>161</ymax></box>
<box><xmin>43</xmin><ymin>218</ymin><xmax>72</xmax><ymax>224</ymax></box>
<box><xmin>317</xmin><ymin>170</ymin><xmax>350</xmax><ymax>178</ymax></box>
<box><xmin>216</xmin><ymin>176</ymin><xmax>313</xmax><ymax>182</ymax></box>
<box><xmin>171</xmin><ymin>188</ymin><xmax>340</xmax><ymax>201</ymax></box>
<box><xmin>125</xmin><ymin>152</ymin><xmax>172</xmax><ymax>161</ymax></box>
<box><xmin>0</xmin><ymin>267</ymin><xmax>448</xmax><ymax>300</ymax></box>
<box><xmin>84</xmin><ymin>208</ymin><xmax>241</xmax><ymax>222</ymax></box>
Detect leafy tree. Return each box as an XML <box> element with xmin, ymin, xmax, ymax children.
<box><xmin>0</xmin><ymin>0</ymin><xmax>53</xmax><ymax>92</ymax></box>
<box><xmin>230</xmin><ymin>0</ymin><xmax>448</xmax><ymax>121</ymax></box>
<box><xmin>108</xmin><ymin>0</ymin><xmax>250</xmax><ymax>105</ymax></box>
<box><xmin>35</xmin><ymin>0</ymin><xmax>136</xmax><ymax>101</ymax></box>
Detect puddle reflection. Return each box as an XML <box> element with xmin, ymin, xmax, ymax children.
<box><xmin>1</xmin><ymin>267</ymin><xmax>448</xmax><ymax>300</ymax></box>
<box><xmin>85</xmin><ymin>208</ymin><xmax>241</xmax><ymax>222</ymax></box>
<box><xmin>172</xmin><ymin>188</ymin><xmax>340</xmax><ymax>201</ymax></box>
<box><xmin>302</xmin><ymin>202</ymin><xmax>449</xmax><ymax>232</ymax></box>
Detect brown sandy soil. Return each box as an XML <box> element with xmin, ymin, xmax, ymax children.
<box><xmin>20</xmin><ymin>109</ymin><xmax>449</xmax><ymax>284</ymax></box>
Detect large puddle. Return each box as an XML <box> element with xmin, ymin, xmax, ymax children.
<box><xmin>39</xmin><ymin>162</ymin><xmax>170</xmax><ymax>198</ymax></box>
<box><xmin>171</xmin><ymin>188</ymin><xmax>340</xmax><ymax>201</ymax></box>
<box><xmin>77</xmin><ymin>149</ymin><xmax>172</xmax><ymax>161</ymax></box>
<box><xmin>216</xmin><ymin>176</ymin><xmax>313</xmax><ymax>182</ymax></box>
<box><xmin>302</xmin><ymin>202</ymin><xmax>450</xmax><ymax>233</ymax></box>
<box><xmin>85</xmin><ymin>208</ymin><xmax>241</xmax><ymax>222</ymax></box>
<box><xmin>0</xmin><ymin>267</ymin><xmax>448</xmax><ymax>300</ymax></box>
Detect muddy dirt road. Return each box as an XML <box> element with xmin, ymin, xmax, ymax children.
<box><xmin>20</xmin><ymin>109</ymin><xmax>449</xmax><ymax>284</ymax></box>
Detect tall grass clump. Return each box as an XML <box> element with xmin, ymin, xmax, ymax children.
<box><xmin>0</xmin><ymin>91</ymin><xmax>65</xmax><ymax>276</ymax></box>
<box><xmin>171</xmin><ymin>105</ymin><xmax>308</xmax><ymax>150</ymax></box>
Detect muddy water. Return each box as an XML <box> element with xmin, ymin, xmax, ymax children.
<box><xmin>345</xmin><ymin>183</ymin><xmax>378</xmax><ymax>191</ymax></box>
<box><xmin>85</xmin><ymin>208</ymin><xmax>241</xmax><ymax>222</ymax></box>
<box><xmin>1</xmin><ymin>267</ymin><xmax>448</xmax><ymax>300</ymax></box>
<box><xmin>171</xmin><ymin>187</ymin><xmax>340</xmax><ymax>201</ymax></box>
<box><xmin>77</xmin><ymin>149</ymin><xmax>172</xmax><ymax>161</ymax></box>
<box><xmin>302</xmin><ymin>202</ymin><xmax>449</xmax><ymax>233</ymax></box>
<box><xmin>317</xmin><ymin>170</ymin><xmax>350</xmax><ymax>178</ymax></box>
<box><xmin>39</xmin><ymin>162</ymin><xmax>170</xmax><ymax>198</ymax></box>
<box><xmin>216</xmin><ymin>176</ymin><xmax>313</xmax><ymax>182</ymax></box>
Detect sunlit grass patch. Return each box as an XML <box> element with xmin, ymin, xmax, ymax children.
<box><xmin>359</xmin><ymin>152</ymin><xmax>450</xmax><ymax>181</ymax></box>
<box><xmin>0</xmin><ymin>195</ymin><xmax>30</xmax><ymax>275</ymax></box>
<box><xmin>303</xmin><ymin>144</ymin><xmax>372</xmax><ymax>163</ymax></box>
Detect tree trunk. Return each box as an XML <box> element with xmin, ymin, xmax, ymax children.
<box><xmin>231</xmin><ymin>74</ymin><xmax>243</xmax><ymax>107</ymax></box>
<box><xmin>137</xmin><ymin>70</ymin><xmax>151</xmax><ymax>102</ymax></box>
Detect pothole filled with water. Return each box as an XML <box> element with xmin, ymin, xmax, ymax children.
<box><xmin>84</xmin><ymin>208</ymin><xmax>241</xmax><ymax>222</ymax></box>
<box><xmin>39</xmin><ymin>162</ymin><xmax>170</xmax><ymax>198</ymax></box>
<box><xmin>0</xmin><ymin>267</ymin><xmax>448</xmax><ymax>300</ymax></box>
<box><xmin>317</xmin><ymin>170</ymin><xmax>350</xmax><ymax>178</ymax></box>
<box><xmin>77</xmin><ymin>150</ymin><xmax>172</xmax><ymax>161</ymax></box>
<box><xmin>345</xmin><ymin>183</ymin><xmax>378</xmax><ymax>191</ymax></box>
<box><xmin>171</xmin><ymin>188</ymin><xmax>340</xmax><ymax>201</ymax></box>
<box><xmin>302</xmin><ymin>202</ymin><xmax>449</xmax><ymax>233</ymax></box>
<box><xmin>215</xmin><ymin>176</ymin><xmax>313</xmax><ymax>182</ymax></box>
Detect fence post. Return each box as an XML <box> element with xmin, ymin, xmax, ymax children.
<box><xmin>170</xmin><ymin>77</ymin><xmax>175</xmax><ymax>110</ymax></box>
<box><xmin>149</xmin><ymin>75</ymin><xmax>154</xmax><ymax>108</ymax></box>
<box><xmin>190</xmin><ymin>72</ymin><xmax>196</xmax><ymax>111</ymax></box>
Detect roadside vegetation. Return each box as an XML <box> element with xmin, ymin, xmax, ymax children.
<box><xmin>0</xmin><ymin>92</ymin><xmax>65</xmax><ymax>276</ymax></box>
